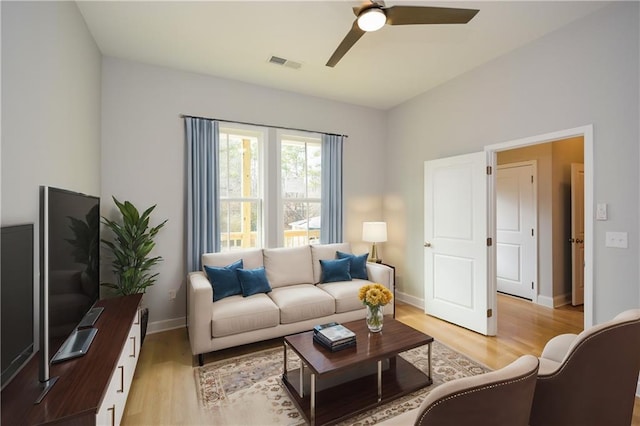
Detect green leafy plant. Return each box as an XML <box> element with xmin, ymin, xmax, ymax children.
<box><xmin>101</xmin><ymin>197</ymin><xmax>167</xmax><ymax>295</ymax></box>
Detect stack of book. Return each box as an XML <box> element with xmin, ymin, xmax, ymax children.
<box><xmin>313</xmin><ymin>322</ymin><xmax>356</xmax><ymax>352</ymax></box>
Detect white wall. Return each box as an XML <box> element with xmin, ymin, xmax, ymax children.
<box><xmin>386</xmin><ymin>2</ymin><xmax>639</xmax><ymax>324</ymax></box>
<box><xmin>1</xmin><ymin>1</ymin><xmax>102</xmax><ymax>345</ymax></box>
<box><xmin>100</xmin><ymin>58</ymin><xmax>387</xmax><ymax>328</ymax></box>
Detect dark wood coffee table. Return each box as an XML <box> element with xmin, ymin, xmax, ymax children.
<box><xmin>282</xmin><ymin>317</ymin><xmax>434</xmax><ymax>425</ymax></box>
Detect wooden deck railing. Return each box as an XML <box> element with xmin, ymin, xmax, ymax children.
<box><xmin>220</xmin><ymin>229</ymin><xmax>320</xmax><ymax>250</ymax></box>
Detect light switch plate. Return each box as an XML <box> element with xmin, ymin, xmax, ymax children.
<box><xmin>605</xmin><ymin>231</ymin><xmax>628</xmax><ymax>248</ymax></box>
<box><xmin>596</xmin><ymin>203</ymin><xmax>608</xmax><ymax>220</ymax></box>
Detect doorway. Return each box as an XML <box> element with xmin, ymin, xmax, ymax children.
<box><xmin>487</xmin><ymin>125</ymin><xmax>592</xmax><ymax>328</ymax></box>
<box><xmin>423</xmin><ymin>126</ymin><xmax>592</xmax><ymax>335</ymax></box>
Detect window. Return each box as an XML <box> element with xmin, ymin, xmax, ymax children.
<box><xmin>217</xmin><ymin>125</ymin><xmax>322</xmax><ymax>251</ymax></box>
<box><xmin>218</xmin><ymin>127</ymin><xmax>264</xmax><ymax>251</ymax></box>
<box><xmin>280</xmin><ymin>134</ymin><xmax>322</xmax><ymax>247</ymax></box>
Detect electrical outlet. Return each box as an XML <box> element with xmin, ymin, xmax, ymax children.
<box><xmin>169</xmin><ymin>289</ymin><xmax>177</xmax><ymax>300</ymax></box>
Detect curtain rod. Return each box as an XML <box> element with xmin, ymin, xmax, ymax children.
<box><xmin>180</xmin><ymin>114</ymin><xmax>349</xmax><ymax>139</ymax></box>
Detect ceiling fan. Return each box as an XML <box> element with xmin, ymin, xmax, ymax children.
<box><xmin>326</xmin><ymin>1</ymin><xmax>479</xmax><ymax>67</ymax></box>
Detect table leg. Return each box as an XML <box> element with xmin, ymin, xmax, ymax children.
<box><xmin>310</xmin><ymin>372</ymin><xmax>316</xmax><ymax>426</ymax></box>
<box><xmin>377</xmin><ymin>360</ymin><xmax>382</xmax><ymax>402</ymax></box>
<box><xmin>428</xmin><ymin>341</ymin><xmax>432</xmax><ymax>382</ymax></box>
<box><xmin>283</xmin><ymin>342</ymin><xmax>288</xmax><ymax>376</ymax></box>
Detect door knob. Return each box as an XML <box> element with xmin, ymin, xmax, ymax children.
<box><xmin>569</xmin><ymin>238</ymin><xmax>575</xmax><ymax>243</ymax></box>
<box><xmin>424</xmin><ymin>242</ymin><xmax>432</xmax><ymax>247</ymax></box>
<box><xmin>576</xmin><ymin>238</ymin><xmax>584</xmax><ymax>244</ymax></box>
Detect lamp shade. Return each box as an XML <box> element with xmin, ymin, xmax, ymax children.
<box><xmin>362</xmin><ymin>222</ymin><xmax>387</xmax><ymax>243</ymax></box>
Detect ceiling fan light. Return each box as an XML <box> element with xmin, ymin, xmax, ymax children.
<box><xmin>357</xmin><ymin>8</ymin><xmax>386</xmax><ymax>32</ymax></box>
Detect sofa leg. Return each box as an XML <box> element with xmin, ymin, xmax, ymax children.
<box><xmin>198</xmin><ymin>354</ymin><xmax>204</xmax><ymax>366</ymax></box>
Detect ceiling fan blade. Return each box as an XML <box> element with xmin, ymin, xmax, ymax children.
<box><xmin>385</xmin><ymin>6</ymin><xmax>479</xmax><ymax>26</ymax></box>
<box><xmin>326</xmin><ymin>20</ymin><xmax>366</xmax><ymax>67</ymax></box>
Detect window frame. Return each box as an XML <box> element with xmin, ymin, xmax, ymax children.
<box><xmin>218</xmin><ymin>124</ymin><xmax>267</xmax><ymax>251</ymax></box>
<box><xmin>276</xmin><ymin>129</ymin><xmax>322</xmax><ymax>247</ymax></box>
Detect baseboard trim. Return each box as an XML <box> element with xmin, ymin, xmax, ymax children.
<box><xmin>553</xmin><ymin>293</ymin><xmax>572</xmax><ymax>307</ymax></box>
<box><xmin>395</xmin><ymin>291</ymin><xmax>424</xmax><ymax>310</ymax></box>
<box><xmin>536</xmin><ymin>295</ymin><xmax>554</xmax><ymax>308</ymax></box>
<box><xmin>147</xmin><ymin>316</ymin><xmax>186</xmax><ymax>335</ymax></box>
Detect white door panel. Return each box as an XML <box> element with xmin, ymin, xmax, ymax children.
<box><xmin>496</xmin><ymin>163</ymin><xmax>536</xmax><ymax>300</ymax></box>
<box><xmin>425</xmin><ymin>151</ymin><xmax>495</xmax><ymax>336</ymax></box>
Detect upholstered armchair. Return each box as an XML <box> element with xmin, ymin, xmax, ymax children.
<box><xmin>530</xmin><ymin>309</ymin><xmax>640</xmax><ymax>426</ymax></box>
<box><xmin>379</xmin><ymin>355</ymin><xmax>539</xmax><ymax>426</ymax></box>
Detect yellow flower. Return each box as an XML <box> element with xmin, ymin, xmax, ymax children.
<box><xmin>359</xmin><ymin>283</ymin><xmax>393</xmax><ymax>307</ymax></box>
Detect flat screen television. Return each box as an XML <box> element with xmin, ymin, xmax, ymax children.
<box><xmin>39</xmin><ymin>186</ymin><xmax>100</xmax><ymax>385</ymax></box>
<box><xmin>1</xmin><ymin>224</ymin><xmax>35</xmax><ymax>390</ymax></box>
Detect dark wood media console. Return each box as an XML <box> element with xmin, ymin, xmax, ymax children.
<box><xmin>1</xmin><ymin>294</ymin><xmax>142</xmax><ymax>425</ymax></box>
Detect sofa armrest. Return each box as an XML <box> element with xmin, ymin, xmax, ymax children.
<box><xmin>365</xmin><ymin>262</ymin><xmax>394</xmax><ymax>291</ymax></box>
<box><xmin>187</xmin><ymin>271</ymin><xmax>213</xmax><ymax>356</ymax></box>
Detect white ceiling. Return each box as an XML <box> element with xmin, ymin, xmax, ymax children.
<box><xmin>77</xmin><ymin>1</ymin><xmax>609</xmax><ymax>110</ymax></box>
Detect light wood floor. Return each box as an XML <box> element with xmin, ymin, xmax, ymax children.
<box><xmin>123</xmin><ymin>295</ymin><xmax>640</xmax><ymax>425</ymax></box>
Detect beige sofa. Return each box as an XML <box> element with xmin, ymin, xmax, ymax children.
<box><xmin>187</xmin><ymin>242</ymin><xmax>394</xmax><ymax>365</ymax></box>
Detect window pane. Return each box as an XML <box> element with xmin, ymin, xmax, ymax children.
<box><xmin>219</xmin><ymin>201</ymin><xmax>261</xmax><ymax>251</ymax></box>
<box><xmin>307</xmin><ymin>143</ymin><xmax>321</xmax><ymax>198</ymax></box>
<box><xmin>283</xmin><ymin>201</ymin><xmax>321</xmax><ymax>247</ymax></box>
<box><xmin>281</xmin><ymin>141</ymin><xmax>307</xmax><ymax>198</ymax></box>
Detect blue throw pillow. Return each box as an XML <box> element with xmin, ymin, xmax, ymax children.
<box><xmin>204</xmin><ymin>259</ymin><xmax>243</xmax><ymax>302</ymax></box>
<box><xmin>336</xmin><ymin>251</ymin><xmax>369</xmax><ymax>280</ymax></box>
<box><xmin>237</xmin><ymin>267</ymin><xmax>272</xmax><ymax>297</ymax></box>
<box><xmin>320</xmin><ymin>257</ymin><xmax>352</xmax><ymax>283</ymax></box>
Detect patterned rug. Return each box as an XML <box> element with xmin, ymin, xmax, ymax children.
<box><xmin>194</xmin><ymin>340</ymin><xmax>489</xmax><ymax>425</ymax></box>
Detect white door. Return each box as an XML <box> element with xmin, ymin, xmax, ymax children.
<box><xmin>496</xmin><ymin>163</ymin><xmax>536</xmax><ymax>300</ymax></box>
<box><xmin>571</xmin><ymin>163</ymin><xmax>585</xmax><ymax>306</ymax></box>
<box><xmin>424</xmin><ymin>152</ymin><xmax>495</xmax><ymax>336</ymax></box>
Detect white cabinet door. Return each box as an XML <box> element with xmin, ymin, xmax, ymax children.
<box><xmin>96</xmin><ymin>309</ymin><xmax>141</xmax><ymax>426</ymax></box>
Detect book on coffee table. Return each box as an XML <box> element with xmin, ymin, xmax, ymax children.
<box><xmin>314</xmin><ymin>323</ymin><xmax>356</xmax><ymax>345</ymax></box>
<box><xmin>312</xmin><ymin>322</ymin><xmax>356</xmax><ymax>351</ymax></box>
<box><xmin>313</xmin><ymin>334</ymin><xmax>356</xmax><ymax>352</ymax></box>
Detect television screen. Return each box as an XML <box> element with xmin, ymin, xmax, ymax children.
<box><xmin>44</xmin><ymin>187</ymin><xmax>100</xmax><ymax>358</ymax></box>
<box><xmin>1</xmin><ymin>224</ymin><xmax>35</xmax><ymax>389</ymax></box>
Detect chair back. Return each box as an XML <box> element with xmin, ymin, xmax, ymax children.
<box><xmin>530</xmin><ymin>309</ymin><xmax>640</xmax><ymax>426</ymax></box>
<box><xmin>415</xmin><ymin>355</ymin><xmax>539</xmax><ymax>426</ymax></box>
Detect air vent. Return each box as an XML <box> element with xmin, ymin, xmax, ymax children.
<box><xmin>268</xmin><ymin>55</ymin><xmax>302</xmax><ymax>70</ymax></box>
<box><xmin>269</xmin><ymin>55</ymin><xmax>287</xmax><ymax>65</ymax></box>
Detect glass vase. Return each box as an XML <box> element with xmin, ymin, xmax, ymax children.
<box><xmin>366</xmin><ymin>305</ymin><xmax>384</xmax><ymax>332</ymax></box>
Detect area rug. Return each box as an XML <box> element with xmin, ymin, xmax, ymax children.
<box><xmin>194</xmin><ymin>340</ymin><xmax>489</xmax><ymax>425</ymax></box>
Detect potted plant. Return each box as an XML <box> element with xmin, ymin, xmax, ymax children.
<box><xmin>101</xmin><ymin>197</ymin><xmax>167</xmax><ymax>343</ymax></box>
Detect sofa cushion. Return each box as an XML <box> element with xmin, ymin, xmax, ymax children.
<box><xmin>268</xmin><ymin>284</ymin><xmax>335</xmax><ymax>324</ymax></box>
<box><xmin>237</xmin><ymin>267</ymin><xmax>272</xmax><ymax>297</ymax></box>
<box><xmin>211</xmin><ymin>294</ymin><xmax>279</xmax><ymax>337</ymax></box>
<box><xmin>317</xmin><ymin>280</ymin><xmax>368</xmax><ymax>314</ymax></box>
<box><xmin>202</xmin><ymin>248</ymin><xmax>264</xmax><ymax>270</ymax></box>
<box><xmin>311</xmin><ymin>242</ymin><xmax>351</xmax><ymax>284</ymax></box>
<box><xmin>336</xmin><ymin>251</ymin><xmax>369</xmax><ymax>280</ymax></box>
<box><xmin>320</xmin><ymin>258</ymin><xmax>352</xmax><ymax>283</ymax></box>
<box><xmin>263</xmin><ymin>246</ymin><xmax>314</xmax><ymax>288</ymax></box>
<box><xmin>204</xmin><ymin>259</ymin><xmax>243</xmax><ymax>302</ymax></box>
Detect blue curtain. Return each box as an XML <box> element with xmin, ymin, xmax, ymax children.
<box><xmin>185</xmin><ymin>117</ymin><xmax>219</xmax><ymax>272</ymax></box>
<box><xmin>320</xmin><ymin>134</ymin><xmax>344</xmax><ymax>243</ymax></box>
